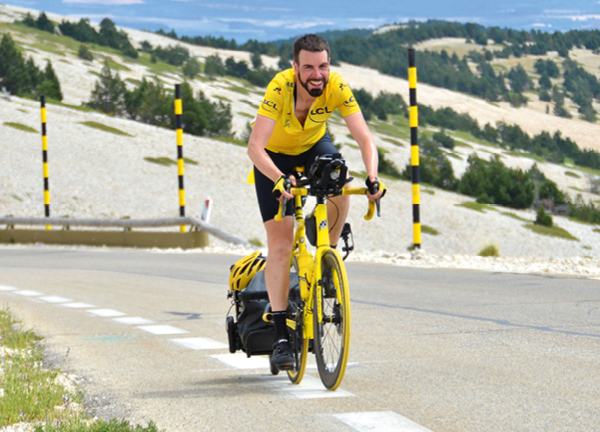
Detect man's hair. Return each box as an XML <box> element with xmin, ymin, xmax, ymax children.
<box><xmin>293</xmin><ymin>34</ymin><xmax>330</xmax><ymax>64</ymax></box>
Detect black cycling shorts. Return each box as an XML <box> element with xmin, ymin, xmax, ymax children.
<box><xmin>254</xmin><ymin>133</ymin><xmax>339</xmax><ymax>222</ymax></box>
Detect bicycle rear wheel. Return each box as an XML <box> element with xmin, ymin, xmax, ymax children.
<box><xmin>313</xmin><ymin>249</ymin><xmax>351</xmax><ymax>390</ymax></box>
<box><xmin>286</xmin><ymin>309</ymin><xmax>308</xmax><ymax>384</ymax></box>
<box><xmin>287</xmin><ymin>258</ymin><xmax>308</xmax><ymax>384</ymax></box>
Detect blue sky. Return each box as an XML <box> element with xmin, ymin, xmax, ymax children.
<box><xmin>5</xmin><ymin>0</ymin><xmax>600</xmax><ymax>42</ymax></box>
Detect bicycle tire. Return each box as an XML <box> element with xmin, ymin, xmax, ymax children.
<box><xmin>313</xmin><ymin>249</ymin><xmax>351</xmax><ymax>390</ymax></box>
<box><xmin>287</xmin><ymin>257</ymin><xmax>308</xmax><ymax>384</ymax></box>
<box><xmin>286</xmin><ymin>310</ymin><xmax>308</xmax><ymax>384</ymax></box>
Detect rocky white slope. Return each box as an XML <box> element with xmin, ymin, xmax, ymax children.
<box><xmin>1</xmin><ymin>4</ymin><xmax>600</xmax><ymax>278</ymax></box>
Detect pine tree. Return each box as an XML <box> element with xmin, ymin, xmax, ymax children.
<box><xmin>86</xmin><ymin>63</ymin><xmax>126</xmax><ymax>115</ymax></box>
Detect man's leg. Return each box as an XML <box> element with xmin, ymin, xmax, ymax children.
<box><xmin>264</xmin><ymin>216</ymin><xmax>294</xmax><ymax>311</ymax></box>
<box><xmin>328</xmin><ymin>194</ymin><xmax>350</xmax><ymax>247</ymax></box>
<box><xmin>264</xmin><ymin>215</ymin><xmax>296</xmax><ymax>370</ymax></box>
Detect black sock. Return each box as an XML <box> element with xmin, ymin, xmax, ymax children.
<box><xmin>272</xmin><ymin>310</ymin><xmax>288</xmax><ymax>342</ymax></box>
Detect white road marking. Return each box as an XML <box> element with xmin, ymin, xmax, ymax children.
<box><xmin>113</xmin><ymin>317</ymin><xmax>154</xmax><ymax>325</ymax></box>
<box><xmin>40</xmin><ymin>296</ymin><xmax>72</xmax><ymax>303</ymax></box>
<box><xmin>263</xmin><ymin>374</ymin><xmax>354</xmax><ymax>399</ymax></box>
<box><xmin>0</xmin><ymin>286</ymin><xmax>17</xmax><ymax>291</ymax></box>
<box><xmin>211</xmin><ymin>353</ymin><xmax>270</xmax><ymax>369</ymax></box>
<box><xmin>61</xmin><ymin>302</ymin><xmax>96</xmax><ymax>308</ymax></box>
<box><xmin>14</xmin><ymin>290</ymin><xmax>43</xmax><ymax>296</ymax></box>
<box><xmin>333</xmin><ymin>411</ymin><xmax>433</xmax><ymax>432</ymax></box>
<box><xmin>171</xmin><ymin>337</ymin><xmax>228</xmax><ymax>350</ymax></box>
<box><xmin>137</xmin><ymin>325</ymin><xmax>188</xmax><ymax>335</ymax></box>
<box><xmin>88</xmin><ymin>309</ymin><xmax>127</xmax><ymax>317</ymax></box>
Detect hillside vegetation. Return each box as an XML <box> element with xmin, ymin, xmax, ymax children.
<box><xmin>1</xmin><ymin>4</ymin><xmax>600</xmax><ymax>258</ymax></box>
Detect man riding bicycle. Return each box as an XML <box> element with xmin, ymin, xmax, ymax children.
<box><xmin>247</xmin><ymin>34</ymin><xmax>385</xmax><ymax>370</ymax></box>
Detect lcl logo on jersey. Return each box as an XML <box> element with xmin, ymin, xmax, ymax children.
<box><xmin>308</xmin><ymin>106</ymin><xmax>333</xmax><ymax>123</ymax></box>
<box><xmin>262</xmin><ymin>99</ymin><xmax>278</xmax><ymax>112</ymax></box>
<box><xmin>343</xmin><ymin>96</ymin><xmax>357</xmax><ymax>108</ymax></box>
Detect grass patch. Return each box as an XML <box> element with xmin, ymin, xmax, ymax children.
<box><xmin>50</xmin><ymin>102</ymin><xmax>95</xmax><ymax>113</ymax></box>
<box><xmin>144</xmin><ymin>157</ymin><xmax>176</xmax><ymax>166</ymax></box>
<box><xmin>240</xmin><ymin>99</ymin><xmax>259</xmax><ymax>108</ymax></box>
<box><xmin>448</xmin><ymin>130</ymin><xmax>492</xmax><ymax>147</ymax></box>
<box><xmin>136</xmin><ymin>52</ymin><xmax>180</xmax><ymax>76</ymax></box>
<box><xmin>237</xmin><ymin>112</ymin><xmax>254</xmax><ymax>118</ymax></box>
<box><xmin>16</xmin><ymin>108</ymin><xmax>28</xmax><ymax>113</ymax></box>
<box><xmin>422</xmin><ymin>189</ymin><xmax>435</xmax><ymax>195</ymax></box>
<box><xmin>228</xmin><ymin>85</ymin><xmax>250</xmax><ymax>95</ymax></box>
<box><xmin>79</xmin><ymin>121</ymin><xmax>132</xmax><ymax>137</ymax></box>
<box><xmin>421</xmin><ymin>225</ymin><xmax>440</xmax><ymax>235</ymax></box>
<box><xmin>478</xmin><ymin>244</ymin><xmax>500</xmax><ymax>257</ymax></box>
<box><xmin>350</xmin><ymin>170</ymin><xmax>367</xmax><ymax>180</ymax></box>
<box><xmin>505</xmin><ymin>150</ymin><xmax>546</xmax><ymax>162</ymax></box>
<box><xmin>214</xmin><ymin>95</ymin><xmax>232</xmax><ymax>103</ymax></box>
<box><xmin>0</xmin><ymin>308</ymin><xmax>162</xmax><ymax>431</ymax></box>
<box><xmin>523</xmin><ymin>223</ymin><xmax>579</xmax><ymax>241</ymax></box>
<box><xmin>446</xmin><ymin>152</ymin><xmax>463</xmax><ymax>160</ymax></box>
<box><xmin>501</xmin><ymin>211</ymin><xmax>531</xmax><ymax>222</ymax></box>
<box><xmin>0</xmin><ymin>308</ymin><xmax>78</xmax><ymax>425</ymax></box>
<box><xmin>456</xmin><ymin>201</ymin><xmax>497</xmax><ymax>213</ymax></box>
<box><xmin>125</xmin><ymin>78</ymin><xmax>142</xmax><ymax>86</ymax></box>
<box><xmin>594</xmin><ymin>228</ymin><xmax>600</xmax><ymax>234</ymax></box>
<box><xmin>565</xmin><ymin>171</ymin><xmax>581</xmax><ymax>178</ymax></box>
<box><xmin>582</xmin><ymin>245</ymin><xmax>592</xmax><ymax>250</ymax></box>
<box><xmin>11</xmin><ymin>194</ymin><xmax>22</xmax><ymax>201</ymax></box>
<box><xmin>381</xmin><ymin>137</ymin><xmax>405</xmax><ymax>147</ymax></box>
<box><xmin>248</xmin><ymin>237</ymin><xmax>263</xmax><ymax>247</ymax></box>
<box><xmin>213</xmin><ymin>136</ymin><xmax>247</xmax><ymax>147</ymax></box>
<box><xmin>87</xmin><ymin>70</ymin><xmax>101</xmax><ymax>78</ymax></box>
<box><xmin>370</xmin><ymin>120</ymin><xmax>410</xmax><ymax>140</ymax></box>
<box><xmin>3</xmin><ymin>121</ymin><xmax>37</xmax><ymax>133</ymax></box>
<box><xmin>99</xmin><ymin>57</ymin><xmax>131</xmax><ymax>72</ymax></box>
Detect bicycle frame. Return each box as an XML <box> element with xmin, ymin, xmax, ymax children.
<box><xmin>286</xmin><ymin>186</ymin><xmax>374</xmax><ymax>342</ymax></box>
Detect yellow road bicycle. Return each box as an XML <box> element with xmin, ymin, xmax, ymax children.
<box><xmin>271</xmin><ymin>153</ymin><xmax>383</xmax><ymax>391</ymax></box>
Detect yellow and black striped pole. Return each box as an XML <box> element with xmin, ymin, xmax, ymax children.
<box><xmin>408</xmin><ymin>49</ymin><xmax>421</xmax><ymax>249</ymax></box>
<box><xmin>174</xmin><ymin>84</ymin><xmax>186</xmax><ymax>232</ymax></box>
<box><xmin>41</xmin><ymin>96</ymin><xmax>51</xmax><ymax>230</ymax></box>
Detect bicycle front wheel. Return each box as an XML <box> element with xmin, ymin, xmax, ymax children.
<box><xmin>313</xmin><ymin>249</ymin><xmax>351</xmax><ymax>390</ymax></box>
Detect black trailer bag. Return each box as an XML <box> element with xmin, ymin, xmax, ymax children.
<box><xmin>236</xmin><ymin>271</ymin><xmax>300</xmax><ymax>356</ymax></box>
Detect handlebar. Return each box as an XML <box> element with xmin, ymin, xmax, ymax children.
<box><xmin>275</xmin><ymin>186</ymin><xmax>380</xmax><ymax>221</ymax></box>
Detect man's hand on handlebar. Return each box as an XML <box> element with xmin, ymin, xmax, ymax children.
<box><xmin>365</xmin><ymin>176</ymin><xmax>387</xmax><ymax>202</ymax></box>
<box><xmin>272</xmin><ymin>175</ymin><xmax>296</xmax><ymax>201</ymax></box>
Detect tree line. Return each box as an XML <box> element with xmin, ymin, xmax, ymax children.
<box><xmin>19</xmin><ymin>12</ymin><xmax>138</xmax><ymax>59</ymax></box>
<box><xmin>418</xmin><ymin>105</ymin><xmax>600</xmax><ymax>170</ymax></box>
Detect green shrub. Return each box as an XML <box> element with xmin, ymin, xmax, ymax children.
<box><xmin>432</xmin><ymin>130</ymin><xmax>455</xmax><ymax>149</ymax></box>
<box><xmin>401</xmin><ymin>137</ymin><xmax>458</xmax><ymax>190</ymax></box>
<box><xmin>78</xmin><ymin>45</ymin><xmax>94</xmax><ymax>61</ymax></box>
<box><xmin>478</xmin><ymin>244</ymin><xmax>499</xmax><ymax>257</ymax></box>
<box><xmin>182</xmin><ymin>58</ymin><xmax>201</xmax><ymax>78</ymax></box>
<box><xmin>458</xmin><ymin>154</ymin><xmax>534</xmax><ymax>209</ymax></box>
<box><xmin>535</xmin><ymin>206</ymin><xmax>553</xmax><ymax>227</ymax></box>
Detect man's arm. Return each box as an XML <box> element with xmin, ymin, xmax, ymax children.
<box><xmin>248</xmin><ymin>115</ymin><xmax>294</xmax><ymax>199</ymax></box>
<box><xmin>344</xmin><ymin>111</ymin><xmax>384</xmax><ymax>200</ymax></box>
<box><xmin>343</xmin><ymin>111</ymin><xmax>379</xmax><ymax>181</ymax></box>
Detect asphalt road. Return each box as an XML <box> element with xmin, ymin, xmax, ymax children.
<box><xmin>0</xmin><ymin>247</ymin><xmax>599</xmax><ymax>431</ymax></box>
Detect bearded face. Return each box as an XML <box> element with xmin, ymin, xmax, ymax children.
<box><xmin>294</xmin><ymin>50</ymin><xmax>330</xmax><ymax>98</ymax></box>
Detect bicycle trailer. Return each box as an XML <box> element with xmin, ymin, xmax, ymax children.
<box><xmin>227</xmin><ymin>255</ymin><xmax>300</xmax><ymax>357</ymax></box>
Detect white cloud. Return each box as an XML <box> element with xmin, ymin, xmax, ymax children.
<box><xmin>63</xmin><ymin>0</ymin><xmax>144</xmax><ymax>4</ymax></box>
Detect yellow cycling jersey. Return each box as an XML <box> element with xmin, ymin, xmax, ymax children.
<box><xmin>256</xmin><ymin>69</ymin><xmax>361</xmax><ymax>155</ymax></box>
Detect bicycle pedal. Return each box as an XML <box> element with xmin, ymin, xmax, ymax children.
<box><xmin>341</xmin><ymin>223</ymin><xmax>354</xmax><ymax>260</ymax></box>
